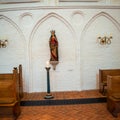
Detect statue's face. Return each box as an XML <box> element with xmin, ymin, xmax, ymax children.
<box><xmin>51</xmin><ymin>32</ymin><xmax>55</xmax><ymax>36</ymax></box>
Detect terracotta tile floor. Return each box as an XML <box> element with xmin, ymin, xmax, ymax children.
<box><xmin>1</xmin><ymin>90</ymin><xmax>120</xmax><ymax>120</ymax></box>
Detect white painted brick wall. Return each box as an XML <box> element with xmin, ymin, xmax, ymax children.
<box><xmin>0</xmin><ymin>2</ymin><xmax>120</xmax><ymax>92</ymax></box>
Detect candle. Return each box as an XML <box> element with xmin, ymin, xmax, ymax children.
<box><xmin>46</xmin><ymin>61</ymin><xmax>50</xmax><ymax>68</ymax></box>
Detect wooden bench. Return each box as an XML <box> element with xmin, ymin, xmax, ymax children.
<box><xmin>107</xmin><ymin>75</ymin><xmax>120</xmax><ymax>117</ymax></box>
<box><xmin>0</xmin><ymin>66</ymin><xmax>22</xmax><ymax>119</ymax></box>
<box><xmin>99</xmin><ymin>69</ymin><xmax>120</xmax><ymax>95</ymax></box>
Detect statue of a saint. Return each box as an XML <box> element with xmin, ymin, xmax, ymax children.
<box><xmin>49</xmin><ymin>30</ymin><xmax>59</xmax><ymax>61</ymax></box>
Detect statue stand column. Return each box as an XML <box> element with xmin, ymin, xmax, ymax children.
<box><xmin>44</xmin><ymin>67</ymin><xmax>54</xmax><ymax>99</ymax></box>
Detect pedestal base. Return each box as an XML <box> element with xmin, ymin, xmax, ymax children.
<box><xmin>44</xmin><ymin>93</ymin><xmax>54</xmax><ymax>99</ymax></box>
<box><xmin>50</xmin><ymin>61</ymin><xmax>59</xmax><ymax>70</ymax></box>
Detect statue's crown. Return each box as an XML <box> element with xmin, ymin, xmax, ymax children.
<box><xmin>50</xmin><ymin>30</ymin><xmax>55</xmax><ymax>34</ymax></box>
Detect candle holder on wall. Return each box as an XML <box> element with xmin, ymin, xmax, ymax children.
<box><xmin>97</xmin><ymin>36</ymin><xmax>112</xmax><ymax>45</ymax></box>
<box><xmin>0</xmin><ymin>39</ymin><xmax>8</xmax><ymax>48</ymax></box>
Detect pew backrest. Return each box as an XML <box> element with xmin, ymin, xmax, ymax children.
<box><xmin>0</xmin><ymin>68</ymin><xmax>20</xmax><ymax>104</ymax></box>
<box><xmin>99</xmin><ymin>69</ymin><xmax>120</xmax><ymax>83</ymax></box>
<box><xmin>107</xmin><ymin>75</ymin><xmax>120</xmax><ymax>97</ymax></box>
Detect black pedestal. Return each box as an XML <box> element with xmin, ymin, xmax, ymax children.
<box><xmin>44</xmin><ymin>67</ymin><xmax>54</xmax><ymax>99</ymax></box>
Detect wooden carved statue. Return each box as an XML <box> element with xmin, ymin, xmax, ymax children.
<box><xmin>49</xmin><ymin>30</ymin><xmax>59</xmax><ymax>61</ymax></box>
<box><xmin>49</xmin><ymin>30</ymin><xmax>59</xmax><ymax>70</ymax></box>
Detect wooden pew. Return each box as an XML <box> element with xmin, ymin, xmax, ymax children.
<box><xmin>99</xmin><ymin>69</ymin><xmax>120</xmax><ymax>95</ymax></box>
<box><xmin>0</xmin><ymin>67</ymin><xmax>21</xmax><ymax>119</ymax></box>
<box><xmin>107</xmin><ymin>75</ymin><xmax>120</xmax><ymax>117</ymax></box>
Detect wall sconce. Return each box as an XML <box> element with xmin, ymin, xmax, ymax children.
<box><xmin>97</xmin><ymin>36</ymin><xmax>112</xmax><ymax>45</ymax></box>
<box><xmin>0</xmin><ymin>39</ymin><xmax>8</xmax><ymax>48</ymax></box>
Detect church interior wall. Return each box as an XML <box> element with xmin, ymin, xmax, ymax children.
<box><xmin>0</xmin><ymin>0</ymin><xmax>120</xmax><ymax>92</ymax></box>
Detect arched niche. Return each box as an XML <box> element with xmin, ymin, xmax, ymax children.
<box><xmin>29</xmin><ymin>12</ymin><xmax>80</xmax><ymax>92</ymax></box>
<box><xmin>0</xmin><ymin>15</ymin><xmax>27</xmax><ymax>91</ymax></box>
<box><xmin>80</xmin><ymin>12</ymin><xmax>120</xmax><ymax>90</ymax></box>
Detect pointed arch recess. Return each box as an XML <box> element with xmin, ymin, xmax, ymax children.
<box><xmin>0</xmin><ymin>15</ymin><xmax>27</xmax><ymax>90</ymax></box>
<box><xmin>29</xmin><ymin>12</ymin><xmax>76</xmax><ymax>92</ymax></box>
<box><xmin>80</xmin><ymin>12</ymin><xmax>120</xmax><ymax>90</ymax></box>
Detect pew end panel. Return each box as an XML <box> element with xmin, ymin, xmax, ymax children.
<box><xmin>19</xmin><ymin>64</ymin><xmax>23</xmax><ymax>99</ymax></box>
<box><xmin>0</xmin><ymin>67</ymin><xmax>21</xmax><ymax>119</ymax></box>
<box><xmin>107</xmin><ymin>75</ymin><xmax>120</xmax><ymax>117</ymax></box>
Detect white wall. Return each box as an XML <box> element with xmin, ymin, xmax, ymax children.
<box><xmin>0</xmin><ymin>0</ymin><xmax>120</xmax><ymax>92</ymax></box>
